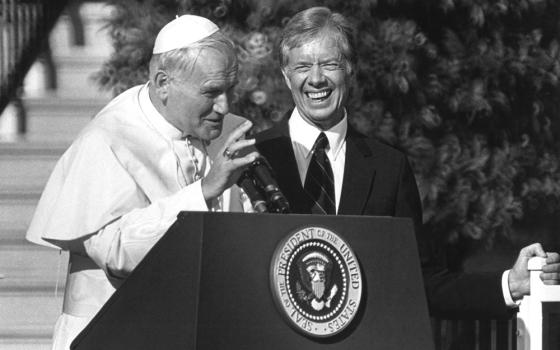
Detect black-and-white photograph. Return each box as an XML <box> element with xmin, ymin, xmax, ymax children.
<box><xmin>1</xmin><ymin>1</ymin><xmax>560</xmax><ymax>349</ymax></box>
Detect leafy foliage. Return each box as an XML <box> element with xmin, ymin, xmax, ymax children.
<box><xmin>97</xmin><ymin>0</ymin><xmax>560</xmax><ymax>250</ymax></box>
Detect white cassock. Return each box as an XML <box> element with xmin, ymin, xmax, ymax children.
<box><xmin>26</xmin><ymin>84</ymin><xmax>250</xmax><ymax>350</ymax></box>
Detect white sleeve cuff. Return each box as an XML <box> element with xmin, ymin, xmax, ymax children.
<box><xmin>174</xmin><ymin>179</ymin><xmax>209</xmax><ymax>212</ymax></box>
<box><xmin>502</xmin><ymin>269</ymin><xmax>521</xmax><ymax>307</ymax></box>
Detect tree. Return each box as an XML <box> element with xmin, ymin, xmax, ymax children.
<box><xmin>97</xmin><ymin>0</ymin><xmax>560</xmax><ymax>265</ymax></box>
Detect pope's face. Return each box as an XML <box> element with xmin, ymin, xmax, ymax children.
<box><xmin>165</xmin><ymin>49</ymin><xmax>238</xmax><ymax>141</ymax></box>
<box><xmin>282</xmin><ymin>35</ymin><xmax>351</xmax><ymax>130</ymax></box>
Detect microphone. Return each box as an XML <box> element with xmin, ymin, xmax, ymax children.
<box><xmin>236</xmin><ymin>170</ymin><xmax>268</xmax><ymax>213</ymax></box>
<box><xmin>236</xmin><ymin>157</ymin><xmax>290</xmax><ymax>213</ymax></box>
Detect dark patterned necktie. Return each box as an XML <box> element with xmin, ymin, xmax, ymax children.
<box><xmin>304</xmin><ymin>132</ymin><xmax>336</xmax><ymax>215</ymax></box>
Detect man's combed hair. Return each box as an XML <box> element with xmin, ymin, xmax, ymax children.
<box><xmin>149</xmin><ymin>31</ymin><xmax>237</xmax><ymax>81</ymax></box>
<box><xmin>279</xmin><ymin>7</ymin><xmax>356</xmax><ymax>73</ymax></box>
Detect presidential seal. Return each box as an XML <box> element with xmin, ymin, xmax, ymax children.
<box><xmin>270</xmin><ymin>226</ymin><xmax>363</xmax><ymax>337</ymax></box>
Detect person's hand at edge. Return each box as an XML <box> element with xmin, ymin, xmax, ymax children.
<box><xmin>508</xmin><ymin>243</ymin><xmax>560</xmax><ymax>300</ymax></box>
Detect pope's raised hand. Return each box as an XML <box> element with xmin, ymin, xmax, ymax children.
<box><xmin>201</xmin><ymin>120</ymin><xmax>259</xmax><ymax>203</ymax></box>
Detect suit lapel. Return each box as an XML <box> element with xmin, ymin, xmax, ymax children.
<box><xmin>257</xmin><ymin>121</ymin><xmax>377</xmax><ymax>215</ymax></box>
<box><xmin>338</xmin><ymin>127</ymin><xmax>377</xmax><ymax>215</ymax></box>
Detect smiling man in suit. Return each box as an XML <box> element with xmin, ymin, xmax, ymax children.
<box><xmin>254</xmin><ymin>6</ymin><xmax>560</xmax><ymax>318</ymax></box>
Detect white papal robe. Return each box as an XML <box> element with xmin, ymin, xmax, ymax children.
<box><xmin>26</xmin><ymin>84</ymin><xmax>249</xmax><ymax>350</ymax></box>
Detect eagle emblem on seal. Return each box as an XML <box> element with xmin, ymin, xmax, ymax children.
<box><xmin>296</xmin><ymin>251</ymin><xmax>339</xmax><ymax>311</ymax></box>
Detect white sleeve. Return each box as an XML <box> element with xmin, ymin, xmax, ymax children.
<box><xmin>83</xmin><ymin>180</ymin><xmax>208</xmax><ymax>279</ymax></box>
<box><xmin>502</xmin><ymin>269</ymin><xmax>522</xmax><ymax>307</ymax></box>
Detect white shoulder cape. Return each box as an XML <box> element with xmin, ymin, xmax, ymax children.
<box><xmin>26</xmin><ymin>85</ymin><xmax>246</xmax><ymax>249</ymax></box>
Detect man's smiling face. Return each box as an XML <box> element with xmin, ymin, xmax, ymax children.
<box><xmin>282</xmin><ymin>34</ymin><xmax>351</xmax><ymax>130</ymax></box>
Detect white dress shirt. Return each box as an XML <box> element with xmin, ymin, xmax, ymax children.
<box><xmin>288</xmin><ymin>108</ymin><xmax>347</xmax><ymax>212</ymax></box>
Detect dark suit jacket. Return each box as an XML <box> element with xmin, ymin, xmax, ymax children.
<box><xmin>255</xmin><ymin>121</ymin><xmax>514</xmax><ymax>319</ymax></box>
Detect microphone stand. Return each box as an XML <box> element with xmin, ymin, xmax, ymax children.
<box><xmin>236</xmin><ymin>157</ymin><xmax>290</xmax><ymax>213</ymax></box>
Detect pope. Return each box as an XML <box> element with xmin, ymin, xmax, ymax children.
<box><xmin>26</xmin><ymin>15</ymin><xmax>257</xmax><ymax>350</ymax></box>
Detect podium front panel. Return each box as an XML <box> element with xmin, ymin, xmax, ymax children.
<box><xmin>71</xmin><ymin>212</ymin><xmax>433</xmax><ymax>350</ymax></box>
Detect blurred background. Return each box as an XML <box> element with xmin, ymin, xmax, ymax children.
<box><xmin>1</xmin><ymin>0</ymin><xmax>560</xmax><ymax>349</ymax></box>
<box><xmin>1</xmin><ymin>1</ymin><xmax>111</xmax><ymax>349</ymax></box>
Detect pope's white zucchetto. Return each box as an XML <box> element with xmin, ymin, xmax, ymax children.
<box><xmin>152</xmin><ymin>15</ymin><xmax>219</xmax><ymax>54</ymax></box>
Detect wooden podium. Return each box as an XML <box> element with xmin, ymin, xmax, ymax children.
<box><xmin>71</xmin><ymin>212</ymin><xmax>434</xmax><ymax>350</ymax></box>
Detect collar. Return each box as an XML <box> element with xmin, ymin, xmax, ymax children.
<box><xmin>288</xmin><ymin>108</ymin><xmax>347</xmax><ymax>160</ymax></box>
<box><xmin>139</xmin><ymin>83</ymin><xmax>184</xmax><ymax>141</ymax></box>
